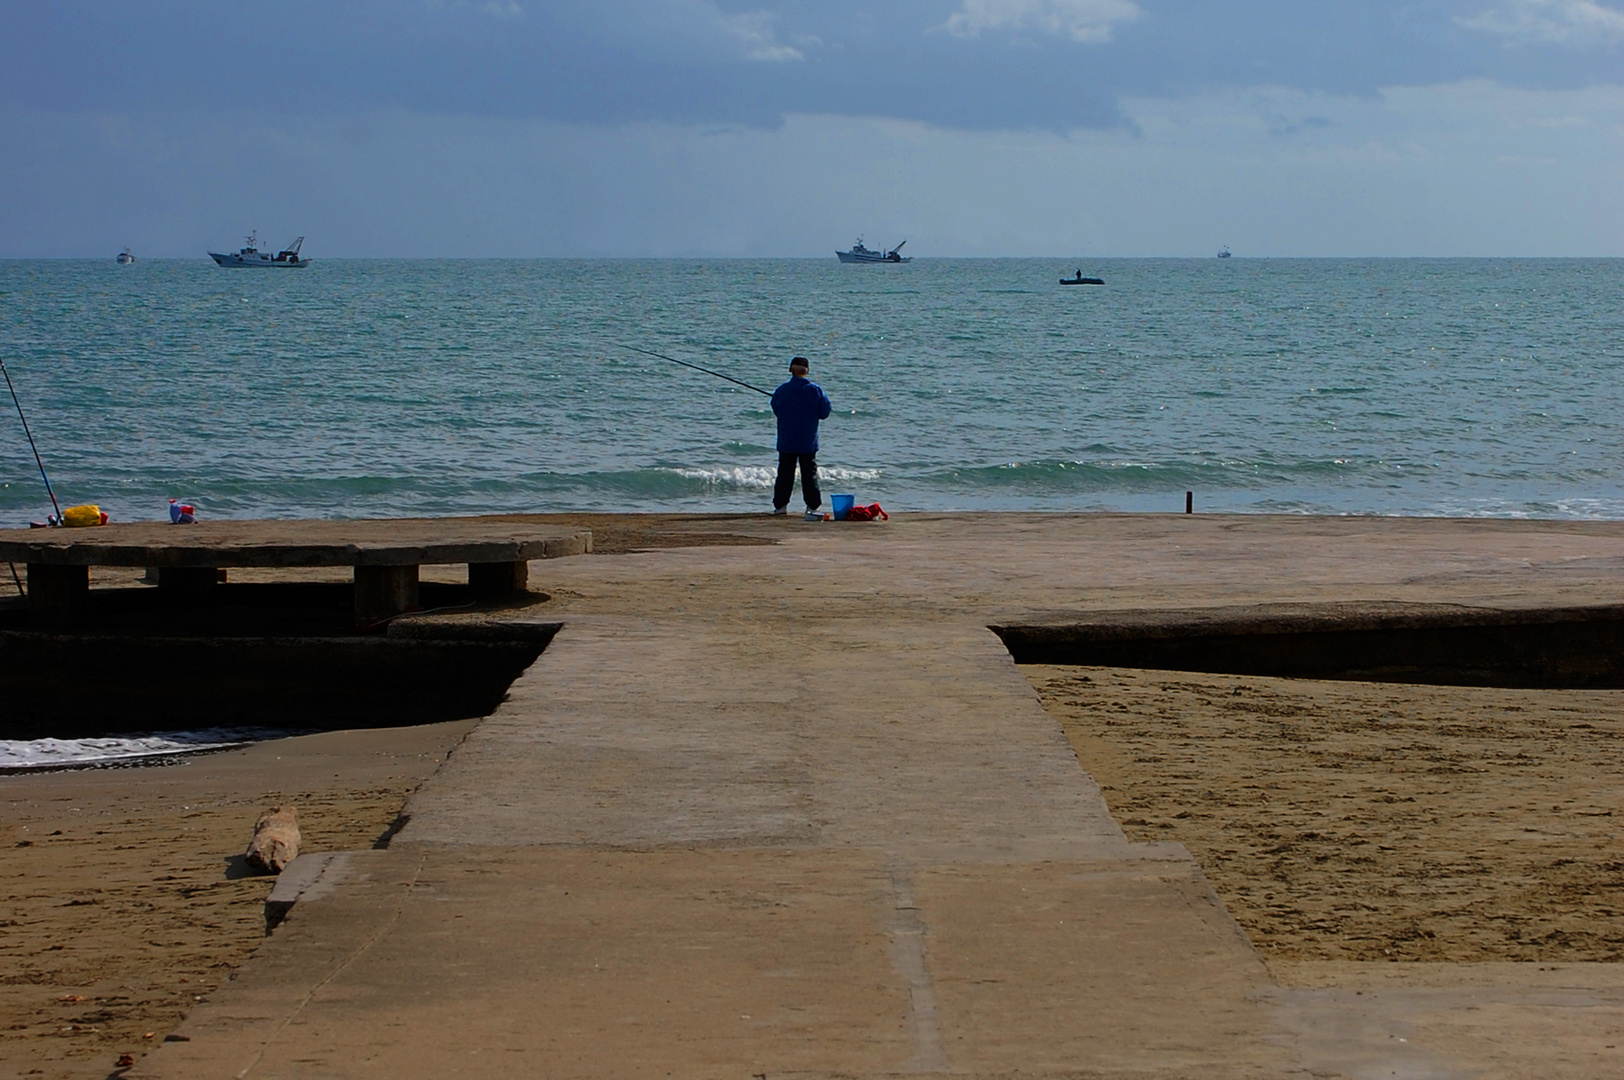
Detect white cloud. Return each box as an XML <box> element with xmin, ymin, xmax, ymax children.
<box><xmin>719</xmin><ymin>10</ymin><xmax>805</xmax><ymax>62</ymax></box>
<box><xmin>1458</xmin><ymin>0</ymin><xmax>1624</xmax><ymax>45</ymax></box>
<box><xmin>943</xmin><ymin>0</ymin><xmax>1141</xmax><ymax>44</ymax></box>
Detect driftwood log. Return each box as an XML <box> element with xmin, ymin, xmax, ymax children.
<box><xmin>245</xmin><ymin>805</ymin><xmax>301</xmax><ymax>874</ymax></box>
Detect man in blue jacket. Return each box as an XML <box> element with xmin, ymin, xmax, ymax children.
<box><xmin>770</xmin><ymin>355</ymin><xmax>832</xmax><ymax>516</ymax></box>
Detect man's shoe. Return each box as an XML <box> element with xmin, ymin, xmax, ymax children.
<box><xmin>772</xmin><ymin>506</ymin><xmax>787</xmax><ymax>516</ymax></box>
<box><xmin>804</xmin><ymin>509</ymin><xmax>823</xmax><ymax>521</ymax></box>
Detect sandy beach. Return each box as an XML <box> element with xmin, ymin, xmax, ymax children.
<box><xmin>1029</xmin><ymin>665</ymin><xmax>1624</xmax><ymax>965</ymax></box>
<box><xmin>0</xmin><ymin>721</ymin><xmax>478</xmax><ymax>1080</ymax></box>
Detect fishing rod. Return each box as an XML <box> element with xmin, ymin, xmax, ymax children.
<box><xmin>618</xmin><ymin>344</ymin><xmax>772</xmax><ymax>397</ymax></box>
<box><xmin>0</xmin><ymin>354</ymin><xmax>63</xmax><ymax>524</ymax></box>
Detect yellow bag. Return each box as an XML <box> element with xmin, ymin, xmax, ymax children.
<box><xmin>61</xmin><ymin>504</ymin><xmax>106</xmax><ymax>527</ymax></box>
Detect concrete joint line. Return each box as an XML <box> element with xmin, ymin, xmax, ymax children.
<box><xmin>888</xmin><ymin>862</ymin><xmax>948</xmax><ymax>1073</ymax></box>
<box><xmin>233</xmin><ymin>850</ymin><xmax>427</xmax><ymax>1080</ymax></box>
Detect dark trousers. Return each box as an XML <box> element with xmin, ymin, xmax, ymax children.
<box><xmin>773</xmin><ymin>452</ymin><xmax>821</xmax><ymax>510</ymax></box>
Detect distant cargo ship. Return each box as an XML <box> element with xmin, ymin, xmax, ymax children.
<box><xmin>209</xmin><ymin>232</ymin><xmax>309</xmax><ymax>267</ymax></box>
<box><xmin>837</xmin><ymin>238</ymin><xmax>910</xmax><ymax>263</ymax></box>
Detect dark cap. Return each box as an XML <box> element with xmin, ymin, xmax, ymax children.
<box><xmin>789</xmin><ymin>356</ymin><xmax>809</xmax><ymax>369</ymax></box>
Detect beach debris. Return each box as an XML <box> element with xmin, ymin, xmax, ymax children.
<box><xmin>843</xmin><ymin>502</ymin><xmax>888</xmax><ymax>521</ymax></box>
<box><xmin>168</xmin><ymin>499</ymin><xmax>196</xmax><ymax>524</ymax></box>
<box><xmin>60</xmin><ymin>504</ymin><xmax>108</xmax><ymax>527</ymax></box>
<box><xmin>245</xmin><ymin>806</ymin><xmax>301</xmax><ymax>874</ymax></box>
<box><xmin>116</xmin><ymin>1053</ymin><xmax>135</xmax><ymax>1067</ymax></box>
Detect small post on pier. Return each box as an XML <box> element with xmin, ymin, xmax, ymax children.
<box><xmin>1185</xmin><ymin>491</ymin><xmax>1193</xmax><ymax>514</ymax></box>
<box><xmin>468</xmin><ymin>560</ymin><xmax>529</xmax><ymax>599</ymax></box>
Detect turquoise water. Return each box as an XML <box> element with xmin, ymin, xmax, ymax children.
<box><xmin>1</xmin><ymin>257</ymin><xmax>1621</xmax><ymax>523</ymax></box>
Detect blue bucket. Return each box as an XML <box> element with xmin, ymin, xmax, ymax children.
<box><xmin>831</xmin><ymin>494</ymin><xmax>855</xmax><ymax>520</ymax></box>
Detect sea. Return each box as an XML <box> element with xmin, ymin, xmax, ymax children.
<box><xmin>3</xmin><ymin>257</ymin><xmax>1622</xmax><ymax>524</ymax></box>
<box><xmin>2</xmin><ymin>256</ymin><xmax>1621</xmax><ymax>768</ymax></box>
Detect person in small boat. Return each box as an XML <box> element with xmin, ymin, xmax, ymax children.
<box><xmin>770</xmin><ymin>356</ymin><xmax>832</xmax><ymax>517</ymax></box>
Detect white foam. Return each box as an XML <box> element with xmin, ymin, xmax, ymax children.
<box><xmin>672</xmin><ymin>465</ymin><xmax>882</xmax><ymax>489</ymax></box>
<box><xmin>816</xmin><ymin>466</ymin><xmax>883</xmax><ymax>483</ymax></box>
<box><xmin>673</xmin><ymin>466</ymin><xmax>777</xmax><ymax>488</ymax></box>
<box><xmin>0</xmin><ymin>727</ymin><xmax>298</xmax><ymax>772</ymax></box>
<box><xmin>1550</xmin><ymin>497</ymin><xmax>1624</xmax><ymax>521</ymax></box>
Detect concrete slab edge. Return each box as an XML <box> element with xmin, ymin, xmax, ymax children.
<box><xmin>263</xmin><ymin>851</ymin><xmax>358</xmax><ymax>934</ymax></box>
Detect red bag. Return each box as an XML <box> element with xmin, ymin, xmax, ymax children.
<box><xmin>845</xmin><ymin>502</ymin><xmax>888</xmax><ymax>521</ymax></box>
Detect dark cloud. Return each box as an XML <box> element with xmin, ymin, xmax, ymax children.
<box><xmin>2</xmin><ymin>1</ymin><xmax>1619</xmax><ymax>132</ymax></box>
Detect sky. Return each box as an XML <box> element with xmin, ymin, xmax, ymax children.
<box><xmin>1</xmin><ymin>0</ymin><xmax>1621</xmax><ymax>257</ymax></box>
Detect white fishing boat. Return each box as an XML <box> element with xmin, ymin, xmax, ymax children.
<box><xmin>837</xmin><ymin>238</ymin><xmax>910</xmax><ymax>264</ymax></box>
<box><xmin>116</xmin><ymin>248</ymin><xmax>135</xmax><ymax>265</ymax></box>
<box><xmin>209</xmin><ymin>233</ymin><xmax>309</xmax><ymax>268</ymax></box>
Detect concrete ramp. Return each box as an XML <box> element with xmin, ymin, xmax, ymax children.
<box><xmin>402</xmin><ymin>615</ymin><xmax>1128</xmax><ymax>857</ymax></box>
<box><xmin>114</xmin><ymin>514</ymin><xmax>1624</xmax><ymax>1078</ymax></box>
<box><xmin>135</xmin><ymin>611</ymin><xmax>1295</xmax><ymax>1078</ymax></box>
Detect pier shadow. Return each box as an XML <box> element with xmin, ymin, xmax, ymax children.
<box><xmin>0</xmin><ymin>582</ymin><xmax>560</xmax><ymax>740</ymax></box>
<box><xmin>992</xmin><ymin>602</ymin><xmax>1624</xmax><ymax>689</ymax></box>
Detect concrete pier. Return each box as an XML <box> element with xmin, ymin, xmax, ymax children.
<box><xmin>129</xmin><ymin>514</ymin><xmax>1624</xmax><ymax>1079</ymax></box>
<box><xmin>0</xmin><ymin>517</ymin><xmax>590</xmax><ymax>628</ymax></box>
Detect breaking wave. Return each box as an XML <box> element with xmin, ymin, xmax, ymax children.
<box><xmin>0</xmin><ymin>727</ymin><xmax>304</xmax><ymax>772</ymax></box>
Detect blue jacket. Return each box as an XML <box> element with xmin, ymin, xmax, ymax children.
<box><xmin>771</xmin><ymin>375</ymin><xmax>832</xmax><ymax>454</ymax></box>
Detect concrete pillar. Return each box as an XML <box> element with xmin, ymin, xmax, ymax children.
<box><xmin>354</xmin><ymin>564</ymin><xmax>419</xmax><ymax>628</ymax></box>
<box><xmin>27</xmin><ymin>563</ymin><xmax>88</xmax><ymax>630</ymax></box>
<box><xmin>468</xmin><ymin>560</ymin><xmax>529</xmax><ymax>598</ymax></box>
